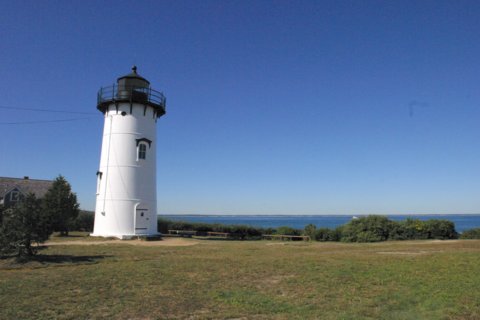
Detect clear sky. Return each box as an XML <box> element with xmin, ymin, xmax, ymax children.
<box><xmin>0</xmin><ymin>0</ymin><xmax>479</xmax><ymax>215</ymax></box>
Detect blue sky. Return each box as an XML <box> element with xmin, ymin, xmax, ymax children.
<box><xmin>0</xmin><ymin>0</ymin><xmax>479</xmax><ymax>215</ymax></box>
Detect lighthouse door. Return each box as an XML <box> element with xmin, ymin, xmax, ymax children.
<box><xmin>134</xmin><ymin>203</ymin><xmax>149</xmax><ymax>232</ymax></box>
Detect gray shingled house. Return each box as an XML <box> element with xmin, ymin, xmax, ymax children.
<box><xmin>0</xmin><ymin>177</ymin><xmax>53</xmax><ymax>208</ymax></box>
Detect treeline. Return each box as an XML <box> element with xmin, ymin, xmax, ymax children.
<box><xmin>156</xmin><ymin>215</ymin><xmax>461</xmax><ymax>242</ymax></box>
<box><xmin>71</xmin><ymin>213</ymin><xmax>480</xmax><ymax>242</ymax></box>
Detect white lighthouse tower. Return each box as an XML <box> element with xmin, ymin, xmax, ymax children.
<box><xmin>92</xmin><ymin>67</ymin><xmax>166</xmax><ymax>239</ymax></box>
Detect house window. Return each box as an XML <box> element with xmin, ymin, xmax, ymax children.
<box><xmin>138</xmin><ymin>143</ymin><xmax>147</xmax><ymax>160</ymax></box>
<box><xmin>10</xmin><ymin>191</ymin><xmax>20</xmax><ymax>202</ymax></box>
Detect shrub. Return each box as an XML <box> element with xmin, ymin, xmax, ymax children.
<box><xmin>275</xmin><ymin>226</ymin><xmax>301</xmax><ymax>236</ymax></box>
<box><xmin>424</xmin><ymin>219</ymin><xmax>458</xmax><ymax>240</ymax></box>
<box><xmin>355</xmin><ymin>230</ymin><xmax>384</xmax><ymax>242</ymax></box>
<box><xmin>314</xmin><ymin>227</ymin><xmax>340</xmax><ymax>241</ymax></box>
<box><xmin>303</xmin><ymin>224</ymin><xmax>316</xmax><ymax>239</ymax></box>
<box><xmin>397</xmin><ymin>219</ymin><xmax>429</xmax><ymax>240</ymax></box>
<box><xmin>340</xmin><ymin>215</ymin><xmax>394</xmax><ymax>242</ymax></box>
<box><xmin>263</xmin><ymin>228</ymin><xmax>276</xmax><ymax>235</ymax></box>
<box><xmin>388</xmin><ymin>221</ymin><xmax>408</xmax><ymax>240</ymax></box>
<box><xmin>460</xmin><ymin>228</ymin><xmax>480</xmax><ymax>239</ymax></box>
<box><xmin>392</xmin><ymin>219</ymin><xmax>458</xmax><ymax>240</ymax></box>
<box><xmin>229</xmin><ymin>225</ymin><xmax>262</xmax><ymax>238</ymax></box>
<box><xmin>331</xmin><ymin>227</ymin><xmax>343</xmax><ymax>241</ymax></box>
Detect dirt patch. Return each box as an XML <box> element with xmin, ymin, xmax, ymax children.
<box><xmin>45</xmin><ymin>237</ymin><xmax>199</xmax><ymax>247</ymax></box>
<box><xmin>262</xmin><ymin>274</ymin><xmax>295</xmax><ymax>285</ymax></box>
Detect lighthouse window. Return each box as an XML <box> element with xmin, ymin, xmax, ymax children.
<box><xmin>138</xmin><ymin>143</ymin><xmax>147</xmax><ymax>160</ymax></box>
<box><xmin>96</xmin><ymin>171</ymin><xmax>102</xmax><ymax>195</ymax></box>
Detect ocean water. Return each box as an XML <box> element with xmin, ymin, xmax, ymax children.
<box><xmin>161</xmin><ymin>214</ymin><xmax>480</xmax><ymax>233</ymax></box>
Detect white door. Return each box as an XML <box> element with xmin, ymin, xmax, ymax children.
<box><xmin>135</xmin><ymin>203</ymin><xmax>149</xmax><ymax>232</ymax></box>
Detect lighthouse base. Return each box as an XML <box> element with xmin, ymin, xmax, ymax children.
<box><xmin>90</xmin><ymin>232</ymin><xmax>162</xmax><ymax>240</ymax></box>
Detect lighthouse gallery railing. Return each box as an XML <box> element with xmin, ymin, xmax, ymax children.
<box><xmin>97</xmin><ymin>84</ymin><xmax>166</xmax><ymax>114</ymax></box>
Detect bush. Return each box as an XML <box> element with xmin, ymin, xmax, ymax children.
<box><xmin>339</xmin><ymin>217</ymin><xmax>458</xmax><ymax>242</ymax></box>
<box><xmin>314</xmin><ymin>227</ymin><xmax>341</xmax><ymax>241</ymax></box>
<box><xmin>390</xmin><ymin>219</ymin><xmax>458</xmax><ymax>240</ymax></box>
<box><xmin>263</xmin><ymin>228</ymin><xmax>276</xmax><ymax>235</ymax></box>
<box><xmin>340</xmin><ymin>215</ymin><xmax>394</xmax><ymax>242</ymax></box>
<box><xmin>460</xmin><ymin>228</ymin><xmax>480</xmax><ymax>239</ymax></box>
<box><xmin>303</xmin><ymin>224</ymin><xmax>316</xmax><ymax>239</ymax></box>
<box><xmin>228</xmin><ymin>225</ymin><xmax>263</xmax><ymax>238</ymax></box>
<box><xmin>424</xmin><ymin>219</ymin><xmax>458</xmax><ymax>240</ymax></box>
<box><xmin>275</xmin><ymin>226</ymin><xmax>301</xmax><ymax>236</ymax></box>
<box><xmin>396</xmin><ymin>219</ymin><xmax>429</xmax><ymax>240</ymax></box>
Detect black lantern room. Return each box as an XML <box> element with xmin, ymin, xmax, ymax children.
<box><xmin>97</xmin><ymin>66</ymin><xmax>166</xmax><ymax>118</ymax></box>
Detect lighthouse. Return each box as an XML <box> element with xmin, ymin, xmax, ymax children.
<box><xmin>92</xmin><ymin>67</ymin><xmax>166</xmax><ymax>239</ymax></box>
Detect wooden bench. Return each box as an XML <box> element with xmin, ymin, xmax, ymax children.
<box><xmin>206</xmin><ymin>231</ymin><xmax>230</xmax><ymax>238</ymax></box>
<box><xmin>262</xmin><ymin>234</ymin><xmax>310</xmax><ymax>241</ymax></box>
<box><xmin>168</xmin><ymin>230</ymin><xmax>246</xmax><ymax>240</ymax></box>
<box><xmin>168</xmin><ymin>230</ymin><xmax>197</xmax><ymax>237</ymax></box>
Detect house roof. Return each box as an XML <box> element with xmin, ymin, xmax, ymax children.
<box><xmin>0</xmin><ymin>177</ymin><xmax>53</xmax><ymax>199</ymax></box>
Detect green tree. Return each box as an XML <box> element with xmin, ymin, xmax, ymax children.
<box><xmin>0</xmin><ymin>204</ymin><xmax>4</xmax><ymax>224</ymax></box>
<box><xmin>0</xmin><ymin>194</ymin><xmax>53</xmax><ymax>258</ymax></box>
<box><xmin>303</xmin><ymin>224</ymin><xmax>317</xmax><ymax>240</ymax></box>
<box><xmin>43</xmin><ymin>176</ymin><xmax>79</xmax><ymax>236</ymax></box>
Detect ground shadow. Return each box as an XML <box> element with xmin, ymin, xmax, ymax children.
<box><xmin>1</xmin><ymin>247</ymin><xmax>110</xmax><ymax>267</ymax></box>
<box><xmin>52</xmin><ymin>234</ymin><xmax>86</xmax><ymax>238</ymax></box>
<box><xmin>29</xmin><ymin>254</ymin><xmax>110</xmax><ymax>264</ymax></box>
<box><xmin>28</xmin><ymin>246</ymin><xmax>109</xmax><ymax>264</ymax></box>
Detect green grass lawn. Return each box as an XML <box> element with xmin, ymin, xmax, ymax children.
<box><xmin>1</xmin><ymin>237</ymin><xmax>479</xmax><ymax>319</ymax></box>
